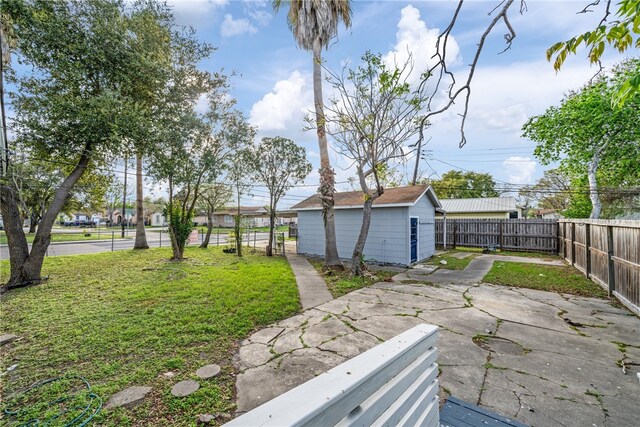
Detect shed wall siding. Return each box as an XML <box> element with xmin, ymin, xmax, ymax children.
<box><xmin>298</xmin><ymin>208</ymin><xmax>409</xmax><ymax>265</ymax></box>
<box><xmin>298</xmin><ymin>193</ymin><xmax>437</xmax><ymax>265</ymax></box>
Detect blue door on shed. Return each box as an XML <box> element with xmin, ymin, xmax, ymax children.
<box><xmin>410</xmin><ymin>217</ymin><xmax>418</xmax><ymax>263</ymax></box>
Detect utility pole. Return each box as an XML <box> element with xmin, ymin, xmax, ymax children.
<box><xmin>121</xmin><ymin>155</ymin><xmax>128</xmax><ymax>238</ymax></box>
<box><xmin>0</xmin><ymin>26</ymin><xmax>10</xmax><ymax>177</ymax></box>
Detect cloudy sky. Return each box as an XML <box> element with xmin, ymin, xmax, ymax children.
<box><xmin>172</xmin><ymin>0</ymin><xmax>631</xmax><ymax>208</ymax></box>
<box><xmin>13</xmin><ymin>0</ymin><xmax>632</xmax><ymax>208</ymax></box>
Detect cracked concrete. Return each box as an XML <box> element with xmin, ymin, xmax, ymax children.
<box><xmin>233</xmin><ymin>257</ymin><xmax>639</xmax><ymax>426</ymax></box>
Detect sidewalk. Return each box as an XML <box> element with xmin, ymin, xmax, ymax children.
<box><xmin>285</xmin><ymin>252</ymin><xmax>333</xmax><ymax>310</ymax></box>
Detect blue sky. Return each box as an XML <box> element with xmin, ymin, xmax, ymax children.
<box><xmin>8</xmin><ymin>0</ymin><xmax>632</xmax><ymax>208</ymax></box>
<box><xmin>163</xmin><ymin>0</ymin><xmax>630</xmax><ymax>208</ymax></box>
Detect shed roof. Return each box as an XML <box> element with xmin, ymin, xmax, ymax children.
<box><xmin>440</xmin><ymin>197</ymin><xmax>517</xmax><ymax>213</ymax></box>
<box><xmin>292</xmin><ymin>185</ymin><xmax>441</xmax><ymax>211</ymax></box>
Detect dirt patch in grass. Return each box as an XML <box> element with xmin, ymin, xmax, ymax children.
<box><xmin>309</xmin><ymin>260</ymin><xmax>396</xmax><ymax>298</ymax></box>
<box><xmin>0</xmin><ymin>247</ymin><xmax>299</xmax><ymax>426</ymax></box>
<box><xmin>483</xmin><ymin>261</ymin><xmax>608</xmax><ymax>298</ymax></box>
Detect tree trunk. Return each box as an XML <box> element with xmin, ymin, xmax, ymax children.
<box><xmin>235</xmin><ymin>192</ymin><xmax>242</xmax><ymax>257</ymax></box>
<box><xmin>587</xmin><ymin>153</ymin><xmax>602</xmax><ymax>219</ymax></box>
<box><xmin>134</xmin><ymin>152</ymin><xmax>149</xmax><ymax>249</ymax></box>
<box><xmin>1</xmin><ymin>145</ymin><xmax>91</xmax><ymax>290</ymax></box>
<box><xmin>351</xmin><ymin>196</ymin><xmax>375</xmax><ymax>277</ymax></box>
<box><xmin>0</xmin><ymin>185</ymin><xmax>30</xmax><ymax>289</ymax></box>
<box><xmin>200</xmin><ymin>210</ymin><xmax>213</xmax><ymax>248</ymax></box>
<box><xmin>28</xmin><ymin>213</ymin><xmax>37</xmax><ymax>233</ymax></box>
<box><xmin>122</xmin><ymin>154</ymin><xmax>128</xmax><ymax>238</ymax></box>
<box><xmin>266</xmin><ymin>208</ymin><xmax>276</xmax><ymax>257</ymax></box>
<box><xmin>313</xmin><ymin>37</ymin><xmax>342</xmax><ymax>269</ymax></box>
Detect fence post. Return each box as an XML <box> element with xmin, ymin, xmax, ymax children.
<box><xmin>201</xmin><ymin>229</ymin><xmax>204</xmax><ymax>243</ymax></box>
<box><xmin>584</xmin><ymin>223</ymin><xmax>591</xmax><ymax>279</ymax></box>
<box><xmin>282</xmin><ymin>232</ymin><xmax>285</xmax><ymax>256</ymax></box>
<box><xmin>217</xmin><ymin>230</ymin><xmax>219</xmax><ymax>247</ymax></box>
<box><xmin>557</xmin><ymin>221</ymin><xmax>563</xmax><ymax>257</ymax></box>
<box><xmin>254</xmin><ymin>231</ymin><xmax>256</xmax><ymax>249</ymax></box>
<box><xmin>452</xmin><ymin>220</ymin><xmax>457</xmax><ymax>249</ymax></box>
<box><xmin>159</xmin><ymin>230</ymin><xmax>162</xmax><ymax>248</ymax></box>
<box><xmin>111</xmin><ymin>231</ymin><xmax>114</xmax><ymax>252</ymax></box>
<box><xmin>499</xmin><ymin>219</ymin><xmax>504</xmax><ymax>249</ymax></box>
<box><xmin>570</xmin><ymin>222</ymin><xmax>576</xmax><ymax>266</ymax></box>
<box><xmin>607</xmin><ymin>225</ymin><xmax>615</xmax><ymax>296</ymax></box>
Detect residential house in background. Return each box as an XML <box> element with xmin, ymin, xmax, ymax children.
<box><xmin>293</xmin><ymin>185</ymin><xmax>443</xmax><ymax>266</ymax></box>
<box><xmin>199</xmin><ymin>207</ymin><xmax>271</xmax><ymax>228</ymax></box>
<box><xmin>150</xmin><ymin>212</ymin><xmax>167</xmax><ymax>227</ymax></box>
<box><xmin>533</xmin><ymin>208</ymin><xmax>563</xmax><ymax>219</ymax></box>
<box><xmin>110</xmin><ymin>208</ymin><xmax>135</xmax><ymax>225</ymax></box>
<box><xmin>438</xmin><ymin>197</ymin><xmax>521</xmax><ymax>219</ymax></box>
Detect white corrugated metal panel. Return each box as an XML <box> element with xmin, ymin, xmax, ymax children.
<box><xmin>440</xmin><ymin>197</ymin><xmax>517</xmax><ymax>213</ymax></box>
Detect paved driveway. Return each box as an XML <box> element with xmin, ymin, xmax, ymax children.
<box><xmin>234</xmin><ymin>281</ymin><xmax>639</xmax><ymax>426</ymax></box>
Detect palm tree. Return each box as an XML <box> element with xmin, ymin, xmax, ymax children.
<box><xmin>133</xmin><ymin>151</ymin><xmax>149</xmax><ymax>249</ymax></box>
<box><xmin>273</xmin><ymin>0</ymin><xmax>351</xmax><ymax>268</ymax></box>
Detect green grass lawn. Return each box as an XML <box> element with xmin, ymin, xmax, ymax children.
<box><xmin>483</xmin><ymin>261</ymin><xmax>608</xmax><ymax>298</ymax></box>
<box><xmin>426</xmin><ymin>251</ymin><xmax>477</xmax><ymax>270</ymax></box>
<box><xmin>309</xmin><ymin>260</ymin><xmax>396</xmax><ymax>298</ymax></box>
<box><xmin>451</xmin><ymin>246</ymin><xmax>560</xmax><ymax>260</ymax></box>
<box><xmin>0</xmin><ymin>247</ymin><xmax>300</xmax><ymax>426</ymax></box>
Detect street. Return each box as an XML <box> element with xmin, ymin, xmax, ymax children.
<box><xmin>0</xmin><ymin>229</ymin><xmax>282</xmax><ymax>259</ymax></box>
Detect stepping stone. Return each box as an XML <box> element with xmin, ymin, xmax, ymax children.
<box><xmin>0</xmin><ymin>334</ymin><xmax>17</xmax><ymax>346</ymax></box>
<box><xmin>105</xmin><ymin>386</ymin><xmax>152</xmax><ymax>409</ymax></box>
<box><xmin>197</xmin><ymin>414</ymin><xmax>214</xmax><ymax>425</ymax></box>
<box><xmin>196</xmin><ymin>364</ymin><xmax>221</xmax><ymax>380</ymax></box>
<box><xmin>171</xmin><ymin>380</ymin><xmax>200</xmax><ymax>397</ymax></box>
<box><xmin>451</xmin><ymin>252</ymin><xmax>472</xmax><ymax>259</ymax></box>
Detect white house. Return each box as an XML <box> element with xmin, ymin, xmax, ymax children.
<box><xmin>439</xmin><ymin>197</ymin><xmax>521</xmax><ymax>219</ymax></box>
<box><xmin>151</xmin><ymin>211</ymin><xmax>167</xmax><ymax>227</ymax></box>
<box><xmin>292</xmin><ymin>185</ymin><xmax>443</xmax><ymax>266</ymax></box>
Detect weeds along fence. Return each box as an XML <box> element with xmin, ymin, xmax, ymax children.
<box><xmin>435</xmin><ymin>219</ymin><xmax>558</xmax><ymax>254</ymax></box>
<box><xmin>559</xmin><ymin>219</ymin><xmax>640</xmax><ymax>315</ymax></box>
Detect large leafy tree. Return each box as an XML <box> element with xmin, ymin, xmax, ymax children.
<box><xmin>273</xmin><ymin>0</ymin><xmax>351</xmax><ymax>269</ymax></box>
<box><xmin>522</xmin><ymin>59</ymin><xmax>640</xmax><ymax>219</ymax></box>
<box><xmin>324</xmin><ymin>52</ymin><xmax>429</xmax><ymax>276</ymax></box>
<box><xmin>250</xmin><ymin>136</ymin><xmax>312</xmax><ymax>257</ymax></box>
<box><xmin>0</xmin><ymin>0</ymin><xmax>157</xmax><ymax>290</ymax></box>
<box><xmin>547</xmin><ymin>0</ymin><xmax>640</xmax><ymax>106</ymax></box>
<box><xmin>428</xmin><ymin>170</ymin><xmax>499</xmax><ymax>199</ymax></box>
<box><xmin>147</xmin><ymin>31</ymin><xmax>219</xmax><ymax>260</ymax></box>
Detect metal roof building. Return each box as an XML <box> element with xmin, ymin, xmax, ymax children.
<box><xmin>439</xmin><ymin>197</ymin><xmax>521</xmax><ymax>219</ymax></box>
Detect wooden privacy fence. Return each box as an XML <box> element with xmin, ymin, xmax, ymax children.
<box><xmin>559</xmin><ymin>219</ymin><xmax>640</xmax><ymax>315</ymax></box>
<box><xmin>435</xmin><ymin>219</ymin><xmax>558</xmax><ymax>254</ymax></box>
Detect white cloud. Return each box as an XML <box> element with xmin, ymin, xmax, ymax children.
<box><xmin>249</xmin><ymin>71</ymin><xmax>310</xmax><ymax>131</ymax></box>
<box><xmin>383</xmin><ymin>5</ymin><xmax>460</xmax><ymax>83</ymax></box>
<box><xmin>248</xmin><ymin>9</ymin><xmax>272</xmax><ymax>27</ymax></box>
<box><xmin>221</xmin><ymin>14</ymin><xmax>257</xmax><ymax>37</ymax></box>
<box><xmin>503</xmin><ymin>156</ymin><xmax>536</xmax><ymax>184</ymax></box>
<box><xmin>465</xmin><ymin>60</ymin><xmax>602</xmax><ymax>136</ymax></box>
<box><xmin>195</xmin><ymin>93</ymin><xmax>209</xmax><ymax>114</ymax></box>
<box><xmin>166</xmin><ymin>0</ymin><xmax>228</xmax><ymax>28</ymax></box>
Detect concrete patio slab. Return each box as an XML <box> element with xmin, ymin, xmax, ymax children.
<box><xmin>233</xmin><ymin>278</ymin><xmax>640</xmax><ymax>425</ymax></box>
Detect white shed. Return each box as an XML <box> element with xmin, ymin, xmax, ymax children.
<box><xmin>292</xmin><ymin>185</ymin><xmax>442</xmax><ymax>266</ymax></box>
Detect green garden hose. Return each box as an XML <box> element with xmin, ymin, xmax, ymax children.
<box><xmin>2</xmin><ymin>374</ymin><xmax>102</xmax><ymax>426</ymax></box>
